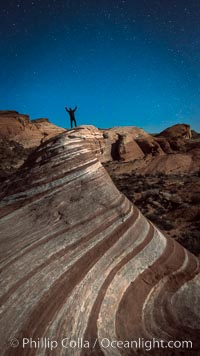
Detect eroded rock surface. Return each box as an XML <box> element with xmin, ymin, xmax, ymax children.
<box><xmin>0</xmin><ymin>111</ymin><xmax>66</xmax><ymax>181</ymax></box>
<box><xmin>0</xmin><ymin>129</ymin><xmax>199</xmax><ymax>355</ymax></box>
<box><xmin>1</xmin><ymin>114</ymin><xmax>199</xmax><ymax>181</ymax></box>
<box><xmin>158</xmin><ymin>123</ymin><xmax>192</xmax><ymax>140</ymax></box>
<box><xmin>104</xmin><ymin>167</ymin><xmax>200</xmax><ymax>257</ymax></box>
<box><xmin>0</xmin><ymin>139</ymin><xmax>32</xmax><ymax>183</ymax></box>
<box><xmin>0</xmin><ymin>111</ymin><xmax>66</xmax><ymax>148</ymax></box>
<box><xmin>101</xmin><ymin>126</ymin><xmax>158</xmax><ymax>161</ymax></box>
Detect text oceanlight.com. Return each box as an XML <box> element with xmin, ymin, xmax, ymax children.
<box><xmin>9</xmin><ymin>337</ymin><xmax>193</xmax><ymax>352</ymax></box>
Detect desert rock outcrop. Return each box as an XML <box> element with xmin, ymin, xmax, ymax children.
<box><xmin>0</xmin><ymin>110</ymin><xmax>66</xmax><ymax>148</ymax></box>
<box><xmin>0</xmin><ymin>128</ymin><xmax>199</xmax><ymax>355</ymax></box>
<box><xmin>101</xmin><ymin>127</ymin><xmax>159</xmax><ymax>161</ymax></box>
<box><xmin>0</xmin><ymin>111</ymin><xmax>66</xmax><ymax>180</ymax></box>
<box><xmin>1</xmin><ymin>113</ymin><xmax>197</xmax><ymax>179</ymax></box>
<box><xmin>158</xmin><ymin>123</ymin><xmax>192</xmax><ymax>140</ymax></box>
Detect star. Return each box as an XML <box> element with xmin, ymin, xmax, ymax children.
<box><xmin>3</xmin><ymin>9</ymin><xmax>9</xmax><ymax>16</ymax></box>
<box><xmin>0</xmin><ymin>0</ymin><xmax>199</xmax><ymax>132</ymax></box>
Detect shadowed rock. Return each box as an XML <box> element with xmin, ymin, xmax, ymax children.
<box><xmin>0</xmin><ymin>128</ymin><xmax>200</xmax><ymax>356</ymax></box>
<box><xmin>0</xmin><ymin>111</ymin><xmax>66</xmax><ymax>181</ymax></box>
<box><xmin>158</xmin><ymin>124</ymin><xmax>192</xmax><ymax>140</ymax></box>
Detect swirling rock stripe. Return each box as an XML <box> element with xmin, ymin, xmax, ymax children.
<box><xmin>0</xmin><ymin>131</ymin><xmax>199</xmax><ymax>356</ymax></box>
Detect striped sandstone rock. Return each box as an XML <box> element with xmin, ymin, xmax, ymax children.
<box><xmin>0</xmin><ymin>129</ymin><xmax>199</xmax><ymax>356</ymax></box>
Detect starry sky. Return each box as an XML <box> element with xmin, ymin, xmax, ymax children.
<box><xmin>1</xmin><ymin>0</ymin><xmax>200</xmax><ymax>132</ymax></box>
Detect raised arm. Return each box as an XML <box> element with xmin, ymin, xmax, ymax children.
<box><xmin>73</xmin><ymin>106</ymin><xmax>77</xmax><ymax>112</ymax></box>
<box><xmin>65</xmin><ymin>106</ymin><xmax>69</xmax><ymax>113</ymax></box>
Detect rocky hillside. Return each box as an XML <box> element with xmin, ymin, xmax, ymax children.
<box><xmin>158</xmin><ymin>123</ymin><xmax>192</xmax><ymax>139</ymax></box>
<box><xmin>1</xmin><ymin>112</ymin><xmax>199</xmax><ymax>179</ymax></box>
<box><xmin>102</xmin><ymin>124</ymin><xmax>200</xmax><ymax>258</ymax></box>
<box><xmin>101</xmin><ymin>124</ymin><xmax>200</xmax><ymax>175</ymax></box>
<box><xmin>0</xmin><ymin>110</ymin><xmax>65</xmax><ymax>181</ymax></box>
<box><xmin>0</xmin><ymin>129</ymin><xmax>199</xmax><ymax>355</ymax></box>
<box><xmin>105</xmin><ymin>167</ymin><xmax>200</xmax><ymax>256</ymax></box>
<box><xmin>0</xmin><ymin>110</ymin><xmax>66</xmax><ymax>148</ymax></box>
<box><xmin>0</xmin><ymin>113</ymin><xmax>199</xmax><ymax>258</ymax></box>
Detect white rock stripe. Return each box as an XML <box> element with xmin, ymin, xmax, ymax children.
<box><xmin>0</xmin><ymin>130</ymin><xmax>199</xmax><ymax>356</ymax></box>
<box><xmin>97</xmin><ymin>228</ymin><xmax>167</xmax><ymax>356</ymax></box>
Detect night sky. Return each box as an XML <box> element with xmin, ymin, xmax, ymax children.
<box><xmin>1</xmin><ymin>0</ymin><xmax>200</xmax><ymax>132</ymax></box>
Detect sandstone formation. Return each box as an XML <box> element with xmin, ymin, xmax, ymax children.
<box><xmin>0</xmin><ymin>111</ymin><xmax>66</xmax><ymax>148</ymax></box>
<box><xmin>67</xmin><ymin>125</ymin><xmax>105</xmax><ymax>158</ymax></box>
<box><xmin>154</xmin><ymin>137</ymin><xmax>173</xmax><ymax>154</ymax></box>
<box><xmin>0</xmin><ymin>139</ymin><xmax>31</xmax><ymax>182</ymax></box>
<box><xmin>105</xmin><ymin>167</ymin><xmax>200</xmax><ymax>257</ymax></box>
<box><xmin>0</xmin><ymin>128</ymin><xmax>199</xmax><ymax>356</ymax></box>
<box><xmin>1</xmin><ymin>112</ymin><xmax>198</xmax><ymax>179</ymax></box>
<box><xmin>64</xmin><ymin>125</ymin><xmax>167</xmax><ymax>165</ymax></box>
<box><xmin>135</xmin><ymin>137</ymin><xmax>164</xmax><ymax>157</ymax></box>
<box><xmin>101</xmin><ymin>127</ymin><xmax>159</xmax><ymax>161</ymax></box>
<box><xmin>158</xmin><ymin>123</ymin><xmax>192</xmax><ymax>140</ymax></box>
<box><xmin>117</xmin><ymin>133</ymin><xmax>144</xmax><ymax>161</ymax></box>
<box><xmin>134</xmin><ymin>153</ymin><xmax>199</xmax><ymax>175</ymax></box>
<box><xmin>0</xmin><ymin>111</ymin><xmax>66</xmax><ymax>181</ymax></box>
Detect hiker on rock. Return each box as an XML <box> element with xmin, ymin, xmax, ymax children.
<box><xmin>65</xmin><ymin>106</ymin><xmax>77</xmax><ymax>128</ymax></box>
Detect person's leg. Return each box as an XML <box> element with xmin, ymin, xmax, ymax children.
<box><xmin>70</xmin><ymin>118</ymin><xmax>73</xmax><ymax>128</ymax></box>
<box><xmin>74</xmin><ymin>118</ymin><xmax>77</xmax><ymax>127</ymax></box>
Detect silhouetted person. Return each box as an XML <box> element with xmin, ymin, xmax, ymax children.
<box><xmin>65</xmin><ymin>106</ymin><xmax>77</xmax><ymax>128</ymax></box>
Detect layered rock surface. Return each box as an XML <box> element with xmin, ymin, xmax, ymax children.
<box><xmin>0</xmin><ymin>111</ymin><xmax>66</xmax><ymax>181</ymax></box>
<box><xmin>105</xmin><ymin>168</ymin><xmax>200</xmax><ymax>257</ymax></box>
<box><xmin>0</xmin><ymin>129</ymin><xmax>199</xmax><ymax>355</ymax></box>
<box><xmin>1</xmin><ymin>112</ymin><xmax>199</xmax><ymax>179</ymax></box>
<box><xmin>0</xmin><ymin>111</ymin><xmax>66</xmax><ymax>148</ymax></box>
<box><xmin>101</xmin><ymin>126</ymin><xmax>161</xmax><ymax>162</ymax></box>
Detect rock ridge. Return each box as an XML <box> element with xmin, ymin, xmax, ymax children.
<box><xmin>0</xmin><ymin>130</ymin><xmax>199</xmax><ymax>355</ymax></box>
